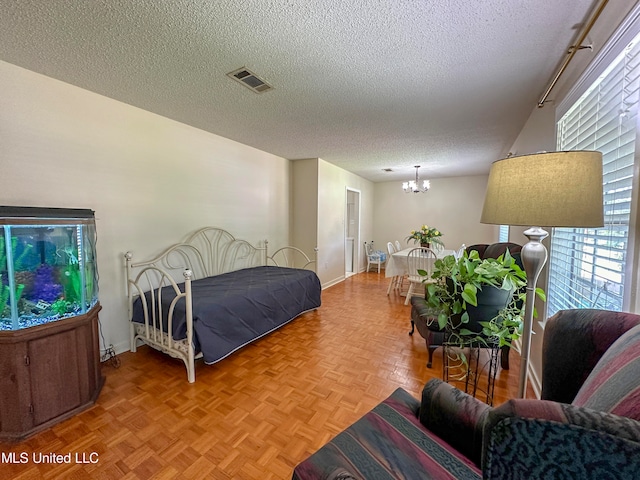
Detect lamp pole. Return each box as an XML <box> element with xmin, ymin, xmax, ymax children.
<box><xmin>518</xmin><ymin>227</ymin><xmax>548</xmax><ymax>398</ymax></box>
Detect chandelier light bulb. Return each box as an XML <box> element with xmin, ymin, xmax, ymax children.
<box><xmin>403</xmin><ymin>166</ymin><xmax>430</xmax><ymax>193</ymax></box>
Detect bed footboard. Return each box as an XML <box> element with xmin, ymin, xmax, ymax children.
<box><xmin>126</xmin><ymin>254</ymin><xmax>198</xmax><ymax>382</ymax></box>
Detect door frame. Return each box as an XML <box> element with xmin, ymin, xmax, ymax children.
<box><xmin>345</xmin><ymin>187</ymin><xmax>361</xmax><ymax>277</ymax></box>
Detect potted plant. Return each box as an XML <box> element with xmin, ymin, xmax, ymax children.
<box><xmin>421</xmin><ymin>249</ymin><xmax>545</xmax><ymax>350</ymax></box>
<box><xmin>406</xmin><ymin>225</ymin><xmax>444</xmax><ymax>249</ymax></box>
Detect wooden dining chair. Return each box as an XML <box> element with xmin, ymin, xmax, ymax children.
<box><xmin>404</xmin><ymin>247</ymin><xmax>437</xmax><ymax>305</ymax></box>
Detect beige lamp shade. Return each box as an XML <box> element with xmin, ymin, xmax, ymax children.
<box><xmin>481</xmin><ymin>151</ymin><xmax>604</xmax><ymax>228</ymax></box>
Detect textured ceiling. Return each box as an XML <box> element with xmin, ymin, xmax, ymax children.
<box><xmin>0</xmin><ymin>0</ymin><xmax>606</xmax><ymax>182</ymax></box>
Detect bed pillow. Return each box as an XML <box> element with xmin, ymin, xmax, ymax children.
<box><xmin>572</xmin><ymin>323</ymin><xmax>640</xmax><ymax>420</ymax></box>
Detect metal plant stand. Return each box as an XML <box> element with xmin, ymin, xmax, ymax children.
<box><xmin>442</xmin><ymin>335</ymin><xmax>500</xmax><ymax>406</ymax></box>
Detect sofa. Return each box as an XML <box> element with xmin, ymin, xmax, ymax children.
<box><xmin>409</xmin><ymin>242</ymin><xmax>523</xmax><ymax>369</ymax></box>
<box><xmin>292</xmin><ymin>309</ymin><xmax>640</xmax><ymax>479</ymax></box>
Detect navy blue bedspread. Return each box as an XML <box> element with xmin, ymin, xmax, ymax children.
<box><xmin>132</xmin><ymin>266</ymin><xmax>321</xmax><ymax>364</ymax></box>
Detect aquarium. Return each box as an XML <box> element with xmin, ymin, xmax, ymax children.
<box><xmin>0</xmin><ymin>206</ymin><xmax>98</xmax><ymax>331</ymax></box>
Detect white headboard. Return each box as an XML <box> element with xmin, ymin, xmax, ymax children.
<box><xmin>125</xmin><ymin>227</ymin><xmax>266</xmax><ymax>294</ymax></box>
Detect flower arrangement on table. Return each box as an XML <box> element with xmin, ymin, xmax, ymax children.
<box><xmin>406</xmin><ymin>225</ymin><xmax>444</xmax><ymax>248</ymax></box>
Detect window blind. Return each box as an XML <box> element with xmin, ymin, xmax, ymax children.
<box><xmin>498</xmin><ymin>225</ymin><xmax>509</xmax><ymax>243</ymax></box>
<box><xmin>548</xmin><ymin>33</ymin><xmax>640</xmax><ymax>316</ymax></box>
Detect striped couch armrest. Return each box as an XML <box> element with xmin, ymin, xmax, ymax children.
<box><xmin>572</xmin><ymin>323</ymin><xmax>640</xmax><ymax>420</ymax></box>
<box><xmin>419</xmin><ymin>379</ymin><xmax>491</xmax><ymax>467</ymax></box>
<box><xmin>541</xmin><ymin>309</ymin><xmax>640</xmax><ymax>403</ymax></box>
<box><xmin>293</xmin><ymin>386</ymin><xmax>481</xmax><ymax>480</ymax></box>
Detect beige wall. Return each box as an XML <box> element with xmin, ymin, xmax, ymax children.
<box><xmin>373</xmin><ymin>175</ymin><xmax>498</xmax><ymax>252</ymax></box>
<box><xmin>0</xmin><ymin>60</ymin><xmax>293</xmax><ymax>354</ymax></box>
<box><xmin>291</xmin><ymin>159</ymin><xmax>319</xmax><ymax>262</ymax></box>
<box><xmin>290</xmin><ymin>158</ymin><xmax>375</xmax><ymax>287</ymax></box>
<box><xmin>318</xmin><ymin>159</ymin><xmax>374</xmax><ymax>286</ymax></box>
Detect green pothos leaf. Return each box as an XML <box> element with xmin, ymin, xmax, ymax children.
<box><xmin>438</xmin><ymin>312</ymin><xmax>448</xmax><ymax>330</ymax></box>
<box><xmin>461</xmin><ymin>283</ymin><xmax>477</xmax><ymax>306</ymax></box>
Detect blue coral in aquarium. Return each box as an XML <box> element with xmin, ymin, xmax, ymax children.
<box><xmin>31</xmin><ymin>264</ymin><xmax>63</xmax><ymax>302</ymax></box>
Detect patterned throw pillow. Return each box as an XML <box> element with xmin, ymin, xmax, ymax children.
<box><xmin>373</xmin><ymin>250</ymin><xmax>387</xmax><ymax>262</ymax></box>
<box><xmin>572</xmin><ymin>324</ymin><xmax>640</xmax><ymax>420</ymax></box>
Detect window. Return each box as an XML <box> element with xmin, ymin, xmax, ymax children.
<box><xmin>547</xmin><ymin>31</ymin><xmax>640</xmax><ymax>316</ymax></box>
<box><xmin>498</xmin><ymin>225</ymin><xmax>509</xmax><ymax>243</ymax></box>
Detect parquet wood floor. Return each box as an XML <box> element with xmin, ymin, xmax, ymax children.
<box><xmin>1</xmin><ymin>272</ymin><xmax>529</xmax><ymax>479</ymax></box>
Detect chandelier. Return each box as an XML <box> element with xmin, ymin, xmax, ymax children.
<box><xmin>402</xmin><ymin>165</ymin><xmax>430</xmax><ymax>193</ymax></box>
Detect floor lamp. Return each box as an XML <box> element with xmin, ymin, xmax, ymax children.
<box><xmin>480</xmin><ymin>151</ymin><xmax>604</xmax><ymax>398</ymax></box>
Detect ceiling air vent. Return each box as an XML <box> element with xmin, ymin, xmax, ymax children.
<box><xmin>227</xmin><ymin>67</ymin><xmax>273</xmax><ymax>93</ymax></box>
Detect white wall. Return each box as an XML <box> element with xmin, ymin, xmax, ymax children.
<box><xmin>373</xmin><ymin>175</ymin><xmax>497</xmax><ymax>252</ymax></box>
<box><xmin>0</xmin><ymin>60</ymin><xmax>292</xmax><ymax>354</ymax></box>
<box><xmin>508</xmin><ymin>106</ymin><xmax>556</xmax><ymax>157</ymax></box>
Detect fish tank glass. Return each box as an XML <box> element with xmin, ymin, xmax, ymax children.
<box><xmin>0</xmin><ymin>206</ymin><xmax>98</xmax><ymax>331</ymax></box>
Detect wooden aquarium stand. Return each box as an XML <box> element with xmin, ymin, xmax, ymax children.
<box><xmin>0</xmin><ymin>304</ymin><xmax>104</xmax><ymax>441</ymax></box>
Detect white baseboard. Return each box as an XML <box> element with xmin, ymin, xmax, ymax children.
<box><xmin>100</xmin><ymin>339</ymin><xmax>130</xmax><ymax>358</ymax></box>
<box><xmin>322</xmin><ymin>276</ymin><xmax>346</xmax><ymax>289</ymax></box>
<box><xmin>509</xmin><ymin>338</ymin><xmax>542</xmax><ymax>398</ymax></box>
<box><xmin>528</xmin><ymin>363</ymin><xmax>542</xmax><ymax>399</ymax></box>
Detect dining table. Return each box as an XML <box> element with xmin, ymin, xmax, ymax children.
<box><xmin>385</xmin><ymin>247</ymin><xmax>456</xmax><ymax>278</ymax></box>
<box><xmin>385</xmin><ymin>246</ymin><xmax>456</xmax><ymax>295</ymax></box>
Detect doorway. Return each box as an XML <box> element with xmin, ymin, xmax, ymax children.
<box><xmin>345</xmin><ymin>188</ymin><xmax>360</xmax><ymax>277</ymax></box>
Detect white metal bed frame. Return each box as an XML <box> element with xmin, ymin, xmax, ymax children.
<box><xmin>125</xmin><ymin>227</ymin><xmax>316</xmax><ymax>383</ymax></box>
